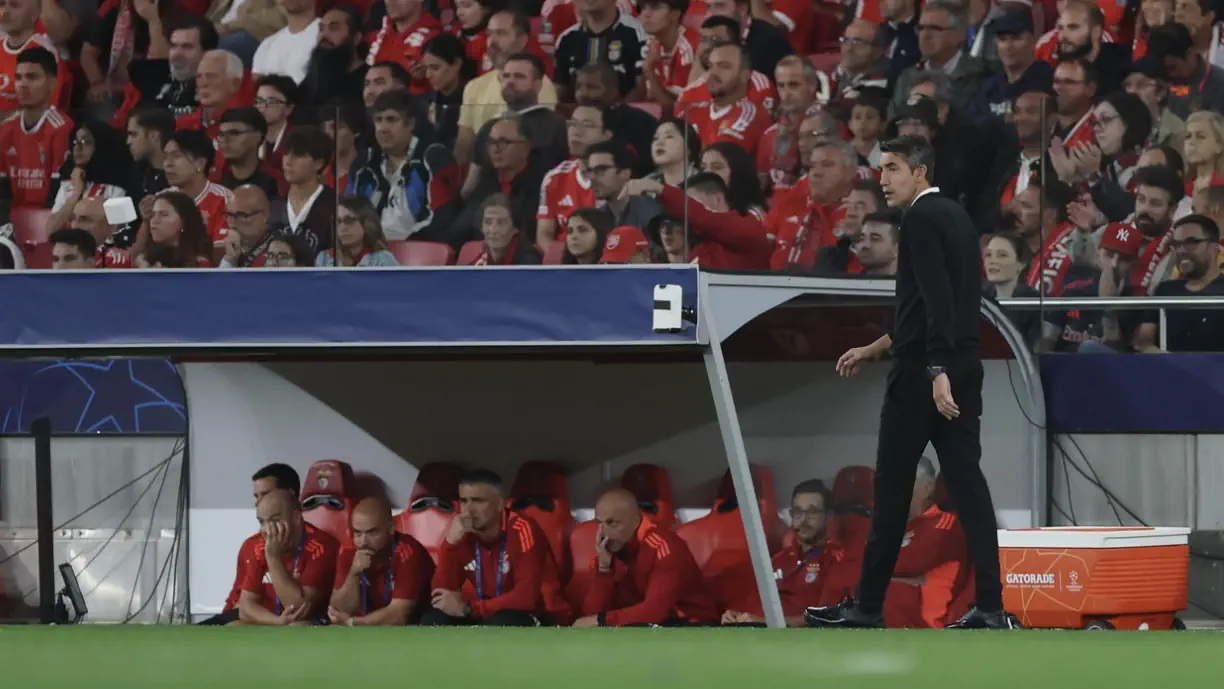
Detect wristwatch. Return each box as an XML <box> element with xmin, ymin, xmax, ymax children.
<box><xmin>926</xmin><ymin>366</ymin><xmax>946</xmax><ymax>381</ymax></box>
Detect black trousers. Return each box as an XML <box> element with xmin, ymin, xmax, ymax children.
<box><xmin>196</xmin><ymin>609</ymin><xmax>240</xmax><ymax>626</ymax></box>
<box><xmin>856</xmin><ymin>355</ymin><xmax>1003</xmax><ymax>614</ymax></box>
<box><xmin>418</xmin><ymin>608</ymin><xmax>542</xmax><ymax>627</ymax></box>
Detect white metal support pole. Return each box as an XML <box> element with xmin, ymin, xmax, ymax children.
<box><xmin>699</xmin><ymin>299</ymin><xmax>786</xmax><ymax>629</ymax></box>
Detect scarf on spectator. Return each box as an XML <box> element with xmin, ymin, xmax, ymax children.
<box><xmin>108</xmin><ymin>2</ymin><xmax>135</xmax><ymax>88</ymax></box>
<box><xmin>1133</xmin><ymin>229</ymin><xmax>1173</xmax><ymax>292</ymax></box>
<box><xmin>473</xmin><ymin>236</ymin><xmax>520</xmax><ymax>266</ymax></box>
<box><xmin>1025</xmin><ymin>223</ymin><xmax>1077</xmax><ymax>295</ymax></box>
<box><xmin>769</xmin><ymin>111</ymin><xmax>803</xmax><ymax>190</ymax></box>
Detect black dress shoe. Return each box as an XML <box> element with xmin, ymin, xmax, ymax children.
<box><xmin>803</xmin><ymin>598</ymin><xmax>885</xmax><ymax>629</ymax></box>
<box><xmin>945</xmin><ymin>606</ymin><xmax>1023</xmax><ymax>630</ymax></box>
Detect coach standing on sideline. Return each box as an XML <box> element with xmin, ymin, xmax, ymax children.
<box><xmin>804</xmin><ymin>135</ymin><xmax>1019</xmax><ymax>631</ymax></box>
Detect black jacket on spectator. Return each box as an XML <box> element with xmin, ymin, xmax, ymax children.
<box><xmin>609</xmin><ymin>104</ymin><xmax>658</xmax><ymax>177</ymax></box>
<box><xmin>126</xmin><ymin>59</ymin><xmax>197</xmax><ymax>118</ymax></box>
<box><xmin>1145</xmin><ymin>277</ymin><xmax>1224</xmax><ymax>351</ymax></box>
<box><xmin>449</xmin><ymin>155</ymin><xmax>550</xmax><ymax>248</ymax></box>
<box><xmin>882</xmin><ymin>17</ymin><xmax>921</xmax><ymax>81</ymax></box>
<box><xmin>349</xmin><ymin>139</ymin><xmax>462</xmax><ymax>244</ymax></box>
<box><xmin>744</xmin><ymin>19</ymin><xmax>795</xmax><ymax>84</ymax></box>
<box><xmin>553</xmin><ymin>11</ymin><xmax>649</xmax><ymax>97</ymax></box>
<box><xmin>812</xmin><ymin>236</ymin><xmax>858</xmax><ymax>275</ymax></box>
<box><xmin>930</xmin><ymin>109</ymin><xmax>996</xmax><ymax>226</ymax></box>
<box><xmin>474</xmin><ymin>106</ymin><xmax>569</xmax><ymax>172</ymax></box>
<box><xmin>970</xmin><ymin>60</ymin><xmax>1054</xmax><ymax>125</ymax></box>
<box><xmin>1091</xmin><ymin>42</ymin><xmax>1134</xmax><ymax>100</ymax></box>
<box><xmin>985</xmin><ymin>281</ymin><xmax>1042</xmax><ymax>348</ymax></box>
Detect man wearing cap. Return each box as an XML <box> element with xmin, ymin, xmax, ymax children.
<box><xmin>1040</xmin><ymin>222</ymin><xmax>1144</xmax><ymax>352</ymax></box>
<box><xmin>600</xmin><ymin>226</ymin><xmax>653</xmax><ymax>264</ymax></box>
<box><xmin>1124</xmin><ymin>57</ymin><xmax>1186</xmax><ymax>151</ymax></box>
<box><xmin>972</xmin><ymin>10</ymin><xmax>1053</xmax><ymax>122</ymax></box>
<box><xmin>585</xmin><ymin>140</ymin><xmax>663</xmax><ymax>231</ymax></box>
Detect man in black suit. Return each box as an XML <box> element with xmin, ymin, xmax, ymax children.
<box><xmin>804</xmin><ymin>135</ymin><xmax>1019</xmax><ymax>630</ymax></box>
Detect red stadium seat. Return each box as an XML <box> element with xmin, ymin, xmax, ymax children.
<box><xmin>543</xmin><ymin>241</ymin><xmax>565</xmax><ymax>265</ymax></box>
<box><xmin>22</xmin><ymin>242</ymin><xmax>52</xmax><ymax>269</ymax></box>
<box><xmin>10</xmin><ymin>207</ymin><xmax>51</xmax><ymax>246</ymax></box>
<box><xmin>676</xmin><ymin>465</ymin><xmax>785</xmax><ymax>612</ymax></box>
<box><xmin>682</xmin><ymin>13</ymin><xmax>703</xmax><ymax>30</ymax></box>
<box><xmin>566</xmin><ymin>519</ymin><xmax>598</xmax><ymax>609</ymax></box>
<box><xmin>807</xmin><ymin>51</ymin><xmax>840</xmax><ymax>75</ymax></box>
<box><xmin>456</xmin><ymin>240</ymin><xmax>484</xmax><ymax>266</ymax></box>
<box><xmin>628</xmin><ymin>101</ymin><xmax>662</xmax><ymax>119</ymax></box>
<box><xmin>830</xmin><ymin>466</ymin><xmax>875</xmax><ymax>560</ymax></box>
<box><xmin>394</xmin><ymin>462</ymin><xmax>465</xmax><ymax>564</ymax></box>
<box><xmin>301</xmin><ymin>460</ymin><xmax>356</xmax><ymax>546</ymax></box>
<box><xmin>621</xmin><ymin>463</ymin><xmax>676</xmax><ymax>530</ymax></box>
<box><xmin>510</xmin><ymin>461</ymin><xmax>574</xmax><ymax>581</ymax></box>
<box><xmin>388</xmin><ymin>240</ymin><xmax>455</xmax><ymax>266</ymax></box>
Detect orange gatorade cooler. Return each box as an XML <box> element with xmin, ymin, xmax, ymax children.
<box><xmin>997</xmin><ymin>527</ymin><xmax>1190</xmax><ymax>630</ymax></box>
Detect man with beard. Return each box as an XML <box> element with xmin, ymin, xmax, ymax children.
<box><xmin>1050</xmin><ymin>0</ymin><xmax>1131</xmax><ymax>95</ymax></box>
<box><xmin>1051</xmin><ymin>58</ymin><xmax>1098</xmax><ymax>150</ymax></box>
<box><xmin>760</xmin><ymin>55</ymin><xmax>823</xmax><ymax>193</ymax></box>
<box><xmin>300</xmin><ymin>6</ymin><xmax>368</xmax><ymax>106</ymax></box>
<box><xmin>112</xmin><ymin>16</ymin><xmax>219</xmax><ymax>128</ymax></box>
<box><xmin>684</xmin><ymin>42</ymin><xmax>771</xmax><ymax>157</ymax></box>
<box><xmin>1040</xmin><ymin>222</ymin><xmax>1143</xmax><ymax>352</ymax></box>
<box><xmin>328</xmin><ymin>497</ymin><xmax>433</xmax><ymax>627</ymax></box>
<box><xmin>855</xmin><ymin>210</ymin><xmax>901</xmax><ymax>276</ymax></box>
<box><xmin>1148</xmin><ymin>23</ymin><xmax>1224</xmax><ymax>118</ymax></box>
<box><xmin>721</xmin><ymin>480</ymin><xmax>850</xmax><ymax>627</ymax></box>
<box><xmin>464</xmin><ymin>53</ymin><xmax>568</xmax><ymax>198</ymax></box>
<box><xmin>1136</xmin><ymin>215</ymin><xmax>1224</xmax><ymax>351</ymax></box>
<box><xmin>1068</xmin><ymin>164</ymin><xmax>1187</xmax><ymax>293</ymax></box>
<box><xmin>981</xmin><ymin>89</ymin><xmax>1058</xmax><ymax>231</ymax></box>
<box><xmin>675</xmin><ymin>17</ymin><xmax>777</xmax><ymax>116</ymax></box>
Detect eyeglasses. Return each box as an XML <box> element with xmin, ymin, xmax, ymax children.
<box><xmin>1091</xmin><ymin>114</ymin><xmax>1118</xmax><ymax>130</ymax></box>
<box><xmin>587</xmin><ymin>164</ymin><xmax>618</xmax><ymax>175</ymax></box>
<box><xmin>1053</xmin><ymin>78</ymin><xmax>1085</xmax><ymax>87</ymax></box>
<box><xmin>266</xmin><ymin>252</ymin><xmax>295</xmax><ymax>264</ymax></box>
<box><xmin>487</xmin><ymin>137</ymin><xmax>527</xmax><ymax>150</ymax></box>
<box><xmin>71</xmin><ymin>138</ymin><xmax>94</xmax><ymax>148</ymax></box>
<box><xmin>217</xmin><ymin>128</ymin><xmax>257</xmax><ymax>140</ymax></box>
<box><xmin>790</xmin><ymin>508</ymin><xmax>827</xmax><ymax>520</ymax></box>
<box><xmin>254</xmin><ymin>97</ymin><xmax>287</xmax><ymax>107</ymax></box>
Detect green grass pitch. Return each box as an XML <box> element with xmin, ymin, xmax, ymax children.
<box><xmin>0</xmin><ymin>626</ymin><xmax>1218</xmax><ymax>688</ymax></box>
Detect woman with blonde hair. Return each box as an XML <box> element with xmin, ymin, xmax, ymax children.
<box><xmin>315</xmin><ymin>197</ymin><xmax>399</xmax><ymax>267</ymax></box>
<box><xmin>1184</xmin><ymin>111</ymin><xmax>1224</xmax><ymax>195</ymax></box>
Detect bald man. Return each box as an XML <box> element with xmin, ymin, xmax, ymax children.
<box><xmin>573</xmin><ymin>489</ymin><xmax>718</xmax><ymax>628</ymax></box>
<box><xmin>328</xmin><ymin>498</ymin><xmax>433</xmax><ymax>627</ymax></box>
<box><xmin>219</xmin><ymin>185</ymin><xmax>273</xmax><ymax>268</ymax></box>
<box><xmin>236</xmin><ymin>489</ymin><xmax>339</xmax><ymax>626</ymax></box>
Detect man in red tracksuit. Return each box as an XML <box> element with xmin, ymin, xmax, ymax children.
<box><xmin>626</xmin><ymin>173</ymin><xmax>774</xmax><ymax>270</ymax></box>
<box><xmin>424</xmin><ymin>470</ymin><xmax>560</xmax><ymax>626</ymax></box>
<box><xmin>574</xmin><ymin>489</ymin><xmax>719</xmax><ymax>627</ymax></box>
<box><xmin>883</xmin><ymin>457</ymin><xmax>970</xmax><ymax>628</ymax></box>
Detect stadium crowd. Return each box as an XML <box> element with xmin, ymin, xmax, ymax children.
<box><xmin>202</xmin><ymin>459</ymin><xmax>967</xmax><ymax>628</ymax></box>
<box><xmin>0</xmin><ymin>0</ymin><xmax>1222</xmax><ymax>350</ymax></box>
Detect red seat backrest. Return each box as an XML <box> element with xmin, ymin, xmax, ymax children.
<box><xmin>394</xmin><ymin>462</ymin><xmax>465</xmax><ymax>564</ymax></box>
<box><xmin>621</xmin><ymin>463</ymin><xmax>676</xmax><ymax>530</ymax></box>
<box><xmin>11</xmin><ymin>207</ymin><xmax>51</xmax><ymax>245</ymax></box>
<box><xmin>301</xmin><ymin>460</ymin><xmax>356</xmax><ymax>546</ymax></box>
<box><xmin>543</xmin><ymin>241</ymin><xmax>565</xmax><ymax>265</ymax></box>
<box><xmin>510</xmin><ymin>462</ymin><xmax>573</xmax><ymax>581</ymax></box>
<box><xmin>831</xmin><ymin>465</ymin><xmax>875</xmax><ymax>509</ymax></box>
<box><xmin>628</xmin><ymin>101</ymin><xmax>662</xmax><ymax>119</ymax></box>
<box><xmin>389</xmin><ymin>240</ymin><xmax>456</xmax><ymax>266</ymax></box>
<box><xmin>808</xmin><ymin>51</ymin><xmax>840</xmax><ymax>74</ymax></box>
<box><xmin>712</xmin><ymin>466</ymin><xmax>785</xmax><ymax>549</ymax></box>
<box><xmin>456</xmin><ymin>240</ymin><xmax>484</xmax><ymax>266</ymax></box>
<box><xmin>565</xmin><ymin>519</ymin><xmax>599</xmax><ymax>610</ymax></box>
<box><xmin>23</xmin><ymin>242</ymin><xmax>52</xmax><ymax>269</ymax></box>
<box><xmin>830</xmin><ymin>466</ymin><xmax>875</xmax><ymax>560</ymax></box>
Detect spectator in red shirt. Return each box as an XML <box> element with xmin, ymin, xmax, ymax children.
<box><xmin>701</xmin><ymin>141</ymin><xmax>767</xmax><ymax>221</ymax></box>
<box><xmin>677</xmin><ymin>18</ymin><xmax>778</xmax><ymax>117</ymax></box>
<box><xmin>176</xmin><ymin>49</ymin><xmax>246</xmax><ymax>138</ymax></box>
<box><xmin>143</xmin><ymin>190</ymin><xmax>217</xmax><ymax>268</ymax></box>
<box><xmin>599</xmin><ymin>225</ymin><xmax>654</xmax><ymax>264</ymax></box>
<box><xmin>365</xmin><ymin>0</ymin><xmax>442</xmax><ymax>95</ymax></box>
<box><xmin>237</xmin><ymin>489</ymin><xmax>340</xmax><ymax>626</ymax></box>
<box><xmin>760</xmin><ymin>55</ymin><xmax>824</xmax><ymax>192</ymax></box>
<box><xmin>641</xmin><ymin>0</ymin><xmax>700</xmax><ymax>109</ymax></box>
<box><xmin>630</xmin><ymin>172</ymin><xmax>773</xmax><ymax>268</ymax></box>
<box><xmin>574</xmin><ymin>488</ymin><xmax>718</xmax><ymax>627</ymax></box>
<box><xmin>253</xmin><ymin>75</ymin><xmax>297</xmax><ymax>170</ymax></box>
<box><xmin>328</xmin><ymin>497</ymin><xmax>434</xmax><ymax>627</ymax></box>
<box><xmin>723</xmin><ymin>479</ymin><xmax>848</xmax><ymax>627</ymax></box>
<box><xmin>882</xmin><ymin>457</ymin><xmax>971</xmax><ymax>628</ymax></box>
<box><xmin>683</xmin><ymin>42</ymin><xmax>772</xmax><ymax>157</ymax></box>
<box><xmin>160</xmin><ymin>129</ymin><xmax>234</xmax><ymax>247</ymax></box>
<box><xmin>198</xmin><ymin>463</ymin><xmax>301</xmax><ymax>626</ymax></box>
<box><xmin>424</xmin><ymin>469</ymin><xmax>551</xmax><ymax>626</ymax></box>
<box><xmin>0</xmin><ymin>47</ymin><xmax>72</xmax><ymax>213</ymax></box>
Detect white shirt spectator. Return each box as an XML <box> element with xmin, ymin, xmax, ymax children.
<box><xmin>251</xmin><ymin>18</ymin><xmax>319</xmax><ymax>84</ymax></box>
<box><xmin>222</xmin><ymin>0</ymin><xmax>251</xmax><ymax>24</ymax></box>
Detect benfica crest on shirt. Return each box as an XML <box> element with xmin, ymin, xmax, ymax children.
<box><xmin>804</xmin><ymin>563</ymin><xmax>821</xmax><ymax>584</ymax></box>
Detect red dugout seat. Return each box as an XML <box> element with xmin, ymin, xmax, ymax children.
<box><xmin>301</xmin><ymin>460</ymin><xmax>356</xmax><ymax>546</ymax></box>
<box><xmin>456</xmin><ymin>240</ymin><xmax>484</xmax><ymax>266</ymax></box>
<box><xmin>567</xmin><ymin>464</ymin><xmax>677</xmax><ymax>608</ymax></box>
<box><xmin>830</xmin><ymin>465</ymin><xmax>875</xmax><ymax>560</ymax></box>
<box><xmin>22</xmin><ymin>242</ymin><xmax>52</xmax><ymax>269</ymax></box>
<box><xmin>510</xmin><ymin>461</ymin><xmax>574</xmax><ymax>581</ymax></box>
<box><xmin>388</xmin><ymin>240</ymin><xmax>455</xmax><ymax>266</ymax></box>
<box><xmin>394</xmin><ymin>462</ymin><xmax>465</xmax><ymax>564</ymax></box>
<box><xmin>676</xmin><ymin>465</ymin><xmax>785</xmax><ymax>612</ymax></box>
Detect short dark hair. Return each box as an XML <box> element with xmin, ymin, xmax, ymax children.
<box><xmin>1058</xmin><ymin>57</ymin><xmax>1100</xmax><ymax>86</ymax></box>
<box><xmin>168</xmin><ymin>130</ymin><xmax>216</xmax><ymax>172</ymax></box>
<box><xmin>49</xmin><ymin>228</ymin><xmax>96</xmax><ymax>256</ymax></box>
<box><xmin>851</xmin><ymin>178</ymin><xmax>887</xmax><ymax>211</ymax></box>
<box><xmin>880</xmin><ymin>135</ymin><xmax>936</xmax><ymax>181</ymax></box>
<box><xmin>1148</xmin><ymin>22</ymin><xmax>1195</xmax><ymax>60</ymax></box>
<box><xmin>685</xmin><ymin>171</ymin><xmax>728</xmax><ymax>196</ymax></box>
<box><xmin>639</xmin><ymin>0</ymin><xmax>690</xmax><ymax>14</ymax></box>
<box><xmin>1101</xmin><ymin>91</ymin><xmax>1153</xmax><ymax>151</ymax></box>
<box><xmin>1132</xmin><ymin>164</ymin><xmax>1186</xmax><ymax>205</ymax></box>
<box><xmin>254</xmin><ymin>74</ymin><xmax>299</xmax><ymax>106</ymax></box>
<box><xmin>372</xmin><ymin>89</ymin><xmax>416</xmax><ymax>121</ymax></box>
<box><xmin>129</xmin><ymin>107</ymin><xmax>176</xmax><ymax>143</ymax></box>
<box><xmin>283</xmin><ymin>125</ymin><xmax>333</xmax><ymax>165</ymax></box>
<box><xmin>370</xmin><ymin>60</ymin><xmax>412</xmax><ymax>87</ymax></box>
<box><xmin>701</xmin><ymin>15</ymin><xmax>741</xmax><ymax>40</ymax></box>
<box><xmin>572</xmin><ymin>103</ymin><xmax>616</xmax><ymax>133</ymax></box>
<box><xmin>1037</xmin><ymin>179</ymin><xmax>1075</xmax><ymax>223</ymax></box>
<box><xmin>991</xmin><ymin>232</ymin><xmax>1032</xmax><ymax>265</ymax></box>
<box><xmin>584</xmin><ymin>139</ymin><xmax>633</xmax><ymax>170</ymax></box>
<box><xmin>863</xmin><ymin>208</ymin><xmax>903</xmax><ymax>241</ymax></box>
<box><xmin>1174</xmin><ymin>214</ymin><xmax>1221</xmax><ymax>242</ymax></box>
<box><xmin>575</xmin><ymin>61</ymin><xmax>619</xmax><ymax>94</ymax></box>
<box><xmin>791</xmin><ymin>479</ymin><xmax>831</xmax><ymax>506</ymax></box>
<box><xmin>459</xmin><ymin>469</ymin><xmax>504</xmax><ymax>494</ymax></box>
<box><xmin>220</xmin><ymin>106</ymin><xmax>269</xmax><ymax>139</ymax></box>
<box><xmin>1147</xmin><ymin>144</ymin><xmax>1185</xmax><ymax>173</ymax></box>
<box><xmin>319</xmin><ymin>99</ymin><xmax>366</xmax><ymax>137</ymax></box>
<box><xmin>492</xmin><ymin>10</ymin><xmax>531</xmax><ymax>37</ymax></box>
<box><xmin>252</xmin><ymin>463</ymin><xmax>302</xmax><ymax>497</ymax></box>
<box><xmin>16</xmin><ymin>47</ymin><xmax>58</xmax><ymax>77</ymax></box>
<box><xmin>504</xmin><ymin>51</ymin><xmax>545</xmax><ymax>80</ymax></box>
<box><xmin>165</xmin><ymin>14</ymin><xmax>220</xmax><ymax>51</ymax></box>
<box><xmin>709</xmin><ymin>41</ymin><xmax>751</xmax><ymax>71</ymax></box>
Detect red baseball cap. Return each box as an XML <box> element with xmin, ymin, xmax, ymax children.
<box><xmin>599</xmin><ymin>226</ymin><xmax>650</xmax><ymax>264</ymax></box>
<box><xmin>1099</xmin><ymin>222</ymin><xmax>1142</xmax><ymax>257</ymax></box>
